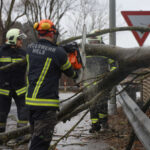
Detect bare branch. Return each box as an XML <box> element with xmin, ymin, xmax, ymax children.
<box><xmin>59</xmin><ymin>26</ymin><xmax>150</xmax><ymax>45</ymax></box>
<box><xmin>5</xmin><ymin>0</ymin><xmax>15</xmax><ymax>28</ymax></box>
<box><xmin>49</xmin><ymin>0</ymin><xmax>55</xmax><ymax>19</ymax></box>
<box><xmin>0</xmin><ymin>0</ymin><xmax>4</xmax><ymax>29</ymax></box>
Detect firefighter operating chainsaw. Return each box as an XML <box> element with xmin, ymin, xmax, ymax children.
<box><xmin>62</xmin><ymin>42</ymin><xmax>84</xmax><ymax>83</ymax></box>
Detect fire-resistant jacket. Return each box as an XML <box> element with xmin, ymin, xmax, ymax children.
<box><xmin>26</xmin><ymin>39</ymin><xmax>77</xmax><ymax>110</ymax></box>
<box><xmin>0</xmin><ymin>45</ymin><xmax>27</xmax><ymax>96</ymax></box>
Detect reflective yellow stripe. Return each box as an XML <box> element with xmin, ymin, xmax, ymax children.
<box><xmin>0</xmin><ymin>58</ymin><xmax>11</xmax><ymax>62</ymax></box>
<box><xmin>12</xmin><ymin>58</ymin><xmax>23</xmax><ymax>62</ymax></box>
<box><xmin>84</xmin><ymin>82</ymin><xmax>90</xmax><ymax>88</ymax></box>
<box><xmin>61</xmin><ymin>59</ymin><xmax>71</xmax><ymax>71</ymax></box>
<box><xmin>86</xmin><ymin>56</ymin><xmax>93</xmax><ymax>58</ymax></box>
<box><xmin>32</xmin><ymin>58</ymin><xmax>52</xmax><ymax>98</ymax></box>
<box><xmin>108</xmin><ymin>58</ymin><xmax>116</xmax><ymax>71</ymax></box>
<box><xmin>16</xmin><ymin>87</ymin><xmax>26</xmax><ymax>96</ymax></box>
<box><xmin>93</xmin><ymin>82</ymin><xmax>97</xmax><ymax>85</ymax></box>
<box><xmin>84</xmin><ymin>82</ymin><xmax>97</xmax><ymax>88</ymax></box>
<box><xmin>71</xmin><ymin>71</ymin><xmax>76</xmax><ymax>78</ymax></box>
<box><xmin>99</xmin><ymin>113</ymin><xmax>107</xmax><ymax>119</ymax></box>
<box><xmin>26</xmin><ymin>97</ymin><xmax>59</xmax><ymax>107</ymax></box>
<box><xmin>110</xmin><ymin>66</ymin><xmax>117</xmax><ymax>72</ymax></box>
<box><xmin>108</xmin><ymin>59</ymin><xmax>114</xmax><ymax>64</ymax></box>
<box><xmin>0</xmin><ymin>58</ymin><xmax>23</xmax><ymax>63</ymax></box>
<box><xmin>26</xmin><ymin>54</ymin><xmax>30</xmax><ymax>97</ymax></box>
<box><xmin>17</xmin><ymin>120</ymin><xmax>28</xmax><ymax>124</ymax></box>
<box><xmin>0</xmin><ymin>89</ymin><xmax>10</xmax><ymax>96</ymax></box>
<box><xmin>86</xmin><ymin>56</ymin><xmax>107</xmax><ymax>58</ymax></box>
<box><xmin>91</xmin><ymin>118</ymin><xmax>99</xmax><ymax>124</ymax></box>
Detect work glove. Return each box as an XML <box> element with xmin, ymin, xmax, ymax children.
<box><xmin>73</xmin><ymin>69</ymin><xmax>83</xmax><ymax>87</ymax></box>
<box><xmin>62</xmin><ymin>42</ymin><xmax>79</xmax><ymax>53</ymax></box>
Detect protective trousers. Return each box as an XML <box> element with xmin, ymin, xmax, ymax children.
<box><xmin>90</xmin><ymin>95</ymin><xmax>108</xmax><ymax>127</ymax></box>
<box><xmin>29</xmin><ymin>109</ymin><xmax>57</xmax><ymax>150</ymax></box>
<box><xmin>0</xmin><ymin>91</ymin><xmax>28</xmax><ymax>132</ymax></box>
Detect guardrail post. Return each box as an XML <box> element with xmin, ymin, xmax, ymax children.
<box><xmin>108</xmin><ymin>86</ymin><xmax>117</xmax><ymax>115</ymax></box>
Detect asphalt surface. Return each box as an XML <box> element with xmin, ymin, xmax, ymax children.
<box><xmin>0</xmin><ymin>92</ymin><xmax>111</xmax><ymax>150</ymax></box>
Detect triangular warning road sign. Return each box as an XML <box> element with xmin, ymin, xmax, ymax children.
<box><xmin>121</xmin><ymin>11</ymin><xmax>150</xmax><ymax>46</ymax></box>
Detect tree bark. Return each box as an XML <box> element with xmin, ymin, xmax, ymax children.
<box><xmin>0</xmin><ymin>126</ymin><xmax>30</xmax><ymax>144</ymax></box>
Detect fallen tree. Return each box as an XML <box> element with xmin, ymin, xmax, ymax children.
<box><xmin>0</xmin><ymin>45</ymin><xmax>147</xmax><ymax>144</ymax></box>
<box><xmin>1</xmin><ymin>26</ymin><xmax>150</xmax><ymax>144</ymax></box>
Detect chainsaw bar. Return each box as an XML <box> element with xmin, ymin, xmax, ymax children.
<box><xmin>75</xmin><ymin>24</ymin><xmax>87</xmax><ymax>84</ymax></box>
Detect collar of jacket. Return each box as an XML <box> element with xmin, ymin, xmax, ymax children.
<box><xmin>2</xmin><ymin>44</ymin><xmax>20</xmax><ymax>52</ymax></box>
<box><xmin>38</xmin><ymin>39</ymin><xmax>57</xmax><ymax>46</ymax></box>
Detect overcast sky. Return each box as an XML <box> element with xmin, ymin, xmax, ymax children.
<box><xmin>114</xmin><ymin>0</ymin><xmax>150</xmax><ymax>48</ymax></box>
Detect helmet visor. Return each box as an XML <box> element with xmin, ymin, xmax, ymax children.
<box><xmin>88</xmin><ymin>36</ymin><xmax>101</xmax><ymax>44</ymax></box>
<box><xmin>17</xmin><ymin>33</ymin><xmax>27</xmax><ymax>40</ymax></box>
<box><xmin>88</xmin><ymin>39</ymin><xmax>101</xmax><ymax>44</ymax></box>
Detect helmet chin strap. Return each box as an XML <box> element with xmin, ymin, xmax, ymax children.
<box><xmin>53</xmin><ymin>29</ymin><xmax>59</xmax><ymax>44</ymax></box>
<box><xmin>10</xmin><ymin>45</ymin><xmax>18</xmax><ymax>49</ymax></box>
<box><xmin>53</xmin><ymin>33</ymin><xmax>59</xmax><ymax>44</ymax></box>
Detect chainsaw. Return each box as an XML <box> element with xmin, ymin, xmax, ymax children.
<box><xmin>62</xmin><ymin>42</ymin><xmax>83</xmax><ymax>70</ymax></box>
<box><xmin>62</xmin><ymin>25</ymin><xmax>87</xmax><ymax>83</ymax></box>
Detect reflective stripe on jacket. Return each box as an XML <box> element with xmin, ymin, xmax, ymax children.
<box><xmin>0</xmin><ymin>87</ymin><xmax>26</xmax><ymax>96</ymax></box>
<box><xmin>26</xmin><ymin>39</ymin><xmax>76</xmax><ymax>110</ymax></box>
<box><xmin>0</xmin><ymin>45</ymin><xmax>27</xmax><ymax>96</ymax></box>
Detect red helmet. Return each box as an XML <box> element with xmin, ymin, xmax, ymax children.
<box><xmin>33</xmin><ymin>19</ymin><xmax>57</xmax><ymax>37</ymax></box>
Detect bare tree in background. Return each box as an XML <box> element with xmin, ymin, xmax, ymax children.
<box><xmin>0</xmin><ymin>0</ymin><xmax>28</xmax><ymax>44</ymax></box>
<box><xmin>25</xmin><ymin>0</ymin><xmax>76</xmax><ymax>39</ymax></box>
<box><xmin>65</xmin><ymin>0</ymin><xmax>108</xmax><ymax>37</ymax></box>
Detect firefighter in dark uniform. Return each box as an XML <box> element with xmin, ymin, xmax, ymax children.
<box><xmin>0</xmin><ymin>28</ymin><xmax>28</xmax><ymax>132</ymax></box>
<box><xmin>86</xmin><ymin>30</ymin><xmax>117</xmax><ymax>133</ymax></box>
<box><xmin>84</xmin><ymin>29</ymin><xmax>109</xmax><ymax>133</ymax></box>
<box><xmin>85</xmin><ymin>56</ymin><xmax>109</xmax><ymax>133</ymax></box>
<box><xmin>26</xmin><ymin>19</ymin><xmax>78</xmax><ymax>150</ymax></box>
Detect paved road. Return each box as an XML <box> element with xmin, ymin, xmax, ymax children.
<box><xmin>0</xmin><ymin>92</ymin><xmax>111</xmax><ymax>150</ymax></box>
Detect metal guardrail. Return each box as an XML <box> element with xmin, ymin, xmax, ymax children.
<box><xmin>117</xmin><ymin>85</ymin><xmax>150</xmax><ymax>150</ymax></box>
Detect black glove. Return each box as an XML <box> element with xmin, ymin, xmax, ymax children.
<box><xmin>62</xmin><ymin>42</ymin><xmax>79</xmax><ymax>53</ymax></box>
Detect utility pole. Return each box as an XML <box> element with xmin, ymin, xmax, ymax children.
<box><xmin>57</xmin><ymin>0</ymin><xmax>59</xmax><ymax>30</ymax></box>
<box><xmin>109</xmin><ymin>0</ymin><xmax>116</xmax><ymax>45</ymax></box>
<box><xmin>108</xmin><ymin>0</ymin><xmax>117</xmax><ymax>115</ymax></box>
<box><xmin>57</xmin><ymin>0</ymin><xmax>60</xmax><ymax>42</ymax></box>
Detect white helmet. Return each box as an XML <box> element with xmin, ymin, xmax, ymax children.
<box><xmin>6</xmin><ymin>28</ymin><xmax>27</xmax><ymax>45</ymax></box>
<box><xmin>87</xmin><ymin>29</ymin><xmax>103</xmax><ymax>44</ymax></box>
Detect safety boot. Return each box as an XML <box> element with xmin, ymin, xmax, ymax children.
<box><xmin>101</xmin><ymin>122</ymin><xmax>109</xmax><ymax>131</ymax></box>
<box><xmin>0</xmin><ymin>122</ymin><xmax>6</xmax><ymax>133</ymax></box>
<box><xmin>0</xmin><ymin>127</ymin><xmax>5</xmax><ymax>133</ymax></box>
<box><xmin>89</xmin><ymin>124</ymin><xmax>101</xmax><ymax>133</ymax></box>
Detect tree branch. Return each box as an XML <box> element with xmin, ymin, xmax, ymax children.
<box><xmin>5</xmin><ymin>0</ymin><xmax>15</xmax><ymax>28</ymax></box>
<box><xmin>59</xmin><ymin>26</ymin><xmax>150</xmax><ymax>45</ymax></box>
